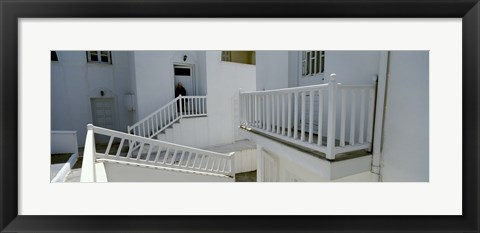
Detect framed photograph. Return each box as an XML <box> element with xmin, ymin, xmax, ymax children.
<box><xmin>1</xmin><ymin>0</ymin><xmax>479</xmax><ymax>232</ymax></box>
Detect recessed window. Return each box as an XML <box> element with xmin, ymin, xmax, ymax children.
<box><xmin>174</xmin><ymin>67</ymin><xmax>191</xmax><ymax>76</ymax></box>
<box><xmin>221</xmin><ymin>51</ymin><xmax>256</xmax><ymax>65</ymax></box>
<box><xmin>87</xmin><ymin>51</ymin><xmax>112</xmax><ymax>64</ymax></box>
<box><xmin>51</xmin><ymin>51</ymin><xmax>58</xmax><ymax>61</ymax></box>
<box><xmin>301</xmin><ymin>51</ymin><xmax>325</xmax><ymax>77</ymax></box>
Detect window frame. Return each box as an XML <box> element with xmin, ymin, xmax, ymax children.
<box><xmin>300</xmin><ymin>51</ymin><xmax>325</xmax><ymax>78</ymax></box>
<box><xmin>86</xmin><ymin>51</ymin><xmax>112</xmax><ymax>64</ymax></box>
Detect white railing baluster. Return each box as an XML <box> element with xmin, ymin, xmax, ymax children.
<box><xmin>282</xmin><ymin>94</ymin><xmax>286</xmax><ymax>135</ymax></box>
<box><xmin>190</xmin><ymin>97</ymin><xmax>193</xmax><ymax>115</ymax></box>
<box><xmin>136</xmin><ymin>143</ymin><xmax>145</xmax><ymax>160</ymax></box>
<box><xmin>294</xmin><ymin>92</ymin><xmax>298</xmax><ymax>139</ymax></box>
<box><xmin>287</xmin><ymin>93</ymin><xmax>292</xmax><ymax>137</ymax></box>
<box><xmin>195</xmin><ymin>97</ymin><xmax>200</xmax><ymax>115</ymax></box>
<box><xmin>308</xmin><ymin>90</ymin><xmax>314</xmax><ymax>143</ymax></box>
<box><xmin>317</xmin><ymin>90</ymin><xmax>323</xmax><ymax>146</ymax></box>
<box><xmin>177</xmin><ymin>151</ymin><xmax>186</xmax><ymax>166</ymax></box>
<box><xmin>300</xmin><ymin>91</ymin><xmax>306</xmax><ymax>141</ymax></box>
<box><xmin>359</xmin><ymin>89</ymin><xmax>366</xmax><ymax>144</ymax></box>
<box><xmin>105</xmin><ymin>136</ymin><xmax>114</xmax><ymax>156</ymax></box>
<box><xmin>276</xmin><ymin>94</ymin><xmax>281</xmax><ymax>134</ymax></box>
<box><xmin>184</xmin><ymin>152</ymin><xmax>192</xmax><ymax>167</ymax></box>
<box><xmin>263</xmin><ymin>95</ymin><xmax>267</xmax><ymax>130</ymax></box>
<box><xmin>162</xmin><ymin>148</ymin><xmax>170</xmax><ymax>164</ymax></box>
<box><xmin>254</xmin><ymin>95</ymin><xmax>258</xmax><ymax>127</ymax></box>
<box><xmin>248</xmin><ymin>95</ymin><xmax>251</xmax><ymax>125</ymax></box>
<box><xmin>169</xmin><ymin>149</ymin><xmax>178</xmax><ymax>165</ymax></box>
<box><xmin>145</xmin><ymin>144</ymin><xmax>154</xmax><ymax>161</ymax></box>
<box><xmin>115</xmin><ymin>139</ymin><xmax>125</xmax><ymax>157</ymax></box>
<box><xmin>349</xmin><ymin>89</ymin><xmax>356</xmax><ymax>146</ymax></box>
<box><xmin>340</xmin><ymin>89</ymin><xmax>347</xmax><ymax>147</ymax></box>
<box><xmin>266</xmin><ymin>94</ymin><xmax>271</xmax><ymax>131</ymax></box>
<box><xmin>154</xmin><ymin>146</ymin><xmax>162</xmax><ymax>163</ymax></box>
<box><xmin>271</xmin><ymin>94</ymin><xmax>275</xmax><ymax>132</ymax></box>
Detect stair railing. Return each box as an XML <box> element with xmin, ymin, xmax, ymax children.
<box><xmin>81</xmin><ymin>124</ymin><xmax>235</xmax><ymax>182</ymax></box>
<box><xmin>239</xmin><ymin>73</ymin><xmax>377</xmax><ymax>160</ymax></box>
<box><xmin>127</xmin><ymin>96</ymin><xmax>207</xmax><ymax>140</ymax></box>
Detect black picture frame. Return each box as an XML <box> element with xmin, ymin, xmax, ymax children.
<box><xmin>1</xmin><ymin>0</ymin><xmax>479</xmax><ymax>232</ymax></box>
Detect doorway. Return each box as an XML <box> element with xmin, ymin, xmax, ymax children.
<box><xmin>91</xmin><ymin>98</ymin><xmax>115</xmax><ymax>129</ymax></box>
<box><xmin>173</xmin><ymin>65</ymin><xmax>195</xmax><ymax>96</ymax></box>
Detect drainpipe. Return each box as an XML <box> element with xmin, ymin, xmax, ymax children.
<box><xmin>371</xmin><ymin>51</ymin><xmax>390</xmax><ymax>182</ymax></box>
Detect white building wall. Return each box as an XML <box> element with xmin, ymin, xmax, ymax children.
<box><xmin>285</xmin><ymin>51</ymin><xmax>381</xmax><ymax>87</ymax></box>
<box><xmin>205</xmin><ymin>51</ymin><xmax>256</xmax><ymax>146</ymax></box>
<box><xmin>380</xmin><ymin>51</ymin><xmax>429</xmax><ymax>181</ymax></box>
<box><xmin>103</xmin><ymin>162</ymin><xmax>234</xmax><ymax>182</ymax></box>
<box><xmin>51</xmin><ymin>51</ymin><xmax>134</xmax><ymax>146</ymax></box>
<box><xmin>323</xmin><ymin>51</ymin><xmax>381</xmax><ymax>85</ymax></box>
<box><xmin>132</xmin><ymin>51</ymin><xmax>207</xmax><ymax>120</ymax></box>
<box><xmin>255</xmin><ymin>51</ymin><xmax>289</xmax><ymax>91</ymax></box>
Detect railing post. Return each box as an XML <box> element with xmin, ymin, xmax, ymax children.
<box><xmin>80</xmin><ymin>124</ymin><xmax>96</xmax><ymax>182</ymax></box>
<box><xmin>229</xmin><ymin>152</ymin><xmax>236</xmax><ymax>178</ymax></box>
<box><xmin>326</xmin><ymin>73</ymin><xmax>338</xmax><ymax>160</ymax></box>
<box><xmin>179</xmin><ymin>96</ymin><xmax>183</xmax><ymax>118</ymax></box>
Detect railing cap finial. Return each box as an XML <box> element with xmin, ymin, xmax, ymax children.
<box><xmin>87</xmin><ymin>124</ymin><xmax>94</xmax><ymax>130</ymax></box>
<box><xmin>329</xmin><ymin>73</ymin><xmax>337</xmax><ymax>82</ymax></box>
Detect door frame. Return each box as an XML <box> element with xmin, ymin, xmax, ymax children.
<box><xmin>173</xmin><ymin>63</ymin><xmax>196</xmax><ymax>97</ymax></box>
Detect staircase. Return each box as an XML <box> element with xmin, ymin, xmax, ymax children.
<box><xmin>81</xmin><ymin>124</ymin><xmax>235</xmax><ymax>182</ymax></box>
<box><xmin>127</xmin><ymin>96</ymin><xmax>207</xmax><ymax>140</ymax></box>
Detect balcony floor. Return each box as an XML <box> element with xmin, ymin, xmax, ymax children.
<box><xmin>240</xmin><ymin>125</ymin><xmax>370</xmax><ymax>161</ymax></box>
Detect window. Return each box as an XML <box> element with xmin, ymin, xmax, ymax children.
<box><xmin>51</xmin><ymin>51</ymin><xmax>58</xmax><ymax>61</ymax></box>
<box><xmin>87</xmin><ymin>51</ymin><xmax>112</xmax><ymax>64</ymax></box>
<box><xmin>301</xmin><ymin>51</ymin><xmax>325</xmax><ymax>77</ymax></box>
<box><xmin>174</xmin><ymin>67</ymin><xmax>191</xmax><ymax>76</ymax></box>
<box><xmin>221</xmin><ymin>51</ymin><xmax>256</xmax><ymax>65</ymax></box>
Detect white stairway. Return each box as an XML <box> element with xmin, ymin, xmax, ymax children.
<box><xmin>156</xmin><ymin>116</ymin><xmax>210</xmax><ymax>149</ymax></box>
<box><xmin>81</xmin><ymin>125</ymin><xmax>236</xmax><ymax>182</ymax></box>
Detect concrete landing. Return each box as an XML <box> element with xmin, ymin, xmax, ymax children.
<box><xmin>203</xmin><ymin>140</ymin><xmax>256</xmax><ymax>153</ymax></box>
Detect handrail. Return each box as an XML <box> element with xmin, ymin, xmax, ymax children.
<box><xmin>130</xmin><ymin>96</ymin><xmax>182</xmax><ymax>130</ymax></box>
<box><xmin>240</xmin><ymin>83</ymin><xmax>329</xmax><ymax>94</ymax></box>
<box><xmin>81</xmin><ymin>124</ymin><xmax>235</xmax><ymax>182</ymax></box>
<box><xmin>239</xmin><ymin>73</ymin><xmax>377</xmax><ymax>160</ymax></box>
<box><xmin>127</xmin><ymin>96</ymin><xmax>207</xmax><ymax>140</ymax></box>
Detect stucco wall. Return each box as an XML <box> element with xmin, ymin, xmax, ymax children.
<box><xmin>285</xmin><ymin>51</ymin><xmax>381</xmax><ymax>87</ymax></box>
<box><xmin>132</xmin><ymin>51</ymin><xmax>207</xmax><ymax>120</ymax></box>
<box><xmin>51</xmin><ymin>51</ymin><xmax>134</xmax><ymax>146</ymax></box>
<box><xmin>255</xmin><ymin>51</ymin><xmax>289</xmax><ymax>91</ymax></box>
<box><xmin>205</xmin><ymin>51</ymin><xmax>256</xmax><ymax>146</ymax></box>
<box><xmin>381</xmin><ymin>51</ymin><xmax>429</xmax><ymax>181</ymax></box>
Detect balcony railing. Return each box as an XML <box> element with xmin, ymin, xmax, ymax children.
<box><xmin>239</xmin><ymin>74</ymin><xmax>376</xmax><ymax>160</ymax></box>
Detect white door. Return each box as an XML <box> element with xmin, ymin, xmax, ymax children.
<box><xmin>174</xmin><ymin>65</ymin><xmax>194</xmax><ymax>96</ymax></box>
<box><xmin>91</xmin><ymin>98</ymin><xmax>115</xmax><ymax>129</ymax></box>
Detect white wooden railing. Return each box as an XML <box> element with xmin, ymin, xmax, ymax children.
<box><xmin>127</xmin><ymin>96</ymin><xmax>207</xmax><ymax>139</ymax></box>
<box><xmin>81</xmin><ymin>124</ymin><xmax>235</xmax><ymax>182</ymax></box>
<box><xmin>239</xmin><ymin>73</ymin><xmax>376</xmax><ymax>160</ymax></box>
